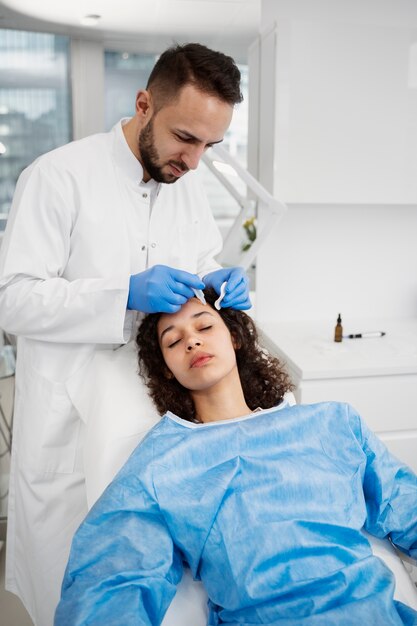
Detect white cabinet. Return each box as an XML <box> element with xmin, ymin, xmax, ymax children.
<box><xmin>258</xmin><ymin>317</ymin><xmax>417</xmax><ymax>473</ymax></box>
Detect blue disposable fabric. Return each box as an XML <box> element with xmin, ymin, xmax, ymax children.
<box><xmin>55</xmin><ymin>402</ymin><xmax>417</xmax><ymax>625</ymax></box>
<box><xmin>203</xmin><ymin>266</ymin><xmax>251</xmax><ymax>310</ymax></box>
<box><xmin>127</xmin><ymin>264</ymin><xmax>205</xmax><ymax>313</ymax></box>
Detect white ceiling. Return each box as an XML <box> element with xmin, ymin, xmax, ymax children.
<box><xmin>0</xmin><ymin>0</ymin><xmax>260</xmax><ymax>61</ymax></box>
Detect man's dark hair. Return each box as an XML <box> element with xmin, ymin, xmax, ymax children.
<box><xmin>137</xmin><ymin>288</ymin><xmax>293</xmax><ymax>422</ymax></box>
<box><xmin>146</xmin><ymin>42</ymin><xmax>243</xmax><ymax>110</ymax></box>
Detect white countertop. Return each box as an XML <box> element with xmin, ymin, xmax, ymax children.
<box><xmin>258</xmin><ymin>317</ymin><xmax>417</xmax><ymax>380</ymax></box>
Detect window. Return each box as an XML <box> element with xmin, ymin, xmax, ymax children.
<box><xmin>0</xmin><ymin>29</ymin><xmax>71</xmax><ymax>232</ymax></box>
<box><xmin>104</xmin><ymin>50</ymin><xmax>157</xmax><ymax>131</ymax></box>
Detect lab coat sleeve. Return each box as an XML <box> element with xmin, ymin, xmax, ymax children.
<box><xmin>55</xmin><ymin>472</ymin><xmax>182</xmax><ymax>626</ymax></box>
<box><xmin>349</xmin><ymin>406</ymin><xmax>417</xmax><ymax>559</ymax></box>
<box><xmin>0</xmin><ymin>162</ymin><xmax>130</xmax><ymax>344</ymax></box>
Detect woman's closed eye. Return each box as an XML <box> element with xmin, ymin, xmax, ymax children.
<box><xmin>167</xmin><ymin>326</ymin><xmax>212</xmax><ymax>348</ymax></box>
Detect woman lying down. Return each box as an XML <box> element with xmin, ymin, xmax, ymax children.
<box><xmin>55</xmin><ymin>289</ymin><xmax>417</xmax><ymax>625</ymax></box>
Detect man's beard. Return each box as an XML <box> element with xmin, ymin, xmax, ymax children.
<box><xmin>138</xmin><ymin>117</ymin><xmax>188</xmax><ymax>184</ymax></box>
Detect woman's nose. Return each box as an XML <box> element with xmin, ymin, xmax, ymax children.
<box><xmin>186</xmin><ymin>339</ymin><xmax>201</xmax><ymax>351</ymax></box>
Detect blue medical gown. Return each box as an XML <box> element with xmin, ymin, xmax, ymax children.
<box><xmin>55</xmin><ymin>402</ymin><xmax>417</xmax><ymax>625</ymax></box>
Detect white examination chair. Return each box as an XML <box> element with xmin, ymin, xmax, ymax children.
<box><xmin>67</xmin><ymin>342</ymin><xmax>417</xmax><ymax>625</ymax></box>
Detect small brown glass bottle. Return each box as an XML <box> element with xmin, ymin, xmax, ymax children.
<box><xmin>334</xmin><ymin>314</ymin><xmax>343</xmax><ymax>342</ymax></box>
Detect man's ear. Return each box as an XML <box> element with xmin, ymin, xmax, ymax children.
<box><xmin>135</xmin><ymin>89</ymin><xmax>153</xmax><ymax>119</ymax></box>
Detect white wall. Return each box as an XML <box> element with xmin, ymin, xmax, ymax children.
<box><xmin>256</xmin><ymin>203</ymin><xmax>417</xmax><ymax>323</ymax></box>
<box><xmin>260</xmin><ymin>0</ymin><xmax>417</xmax><ymax>32</ymax></box>
<box><xmin>253</xmin><ymin>0</ymin><xmax>417</xmax><ymax>323</ymax></box>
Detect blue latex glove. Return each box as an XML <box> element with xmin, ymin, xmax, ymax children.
<box><xmin>127</xmin><ymin>265</ymin><xmax>205</xmax><ymax>313</ymax></box>
<box><xmin>203</xmin><ymin>267</ymin><xmax>251</xmax><ymax>310</ymax></box>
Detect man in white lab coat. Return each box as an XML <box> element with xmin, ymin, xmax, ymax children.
<box><xmin>0</xmin><ymin>43</ymin><xmax>251</xmax><ymax>626</ymax></box>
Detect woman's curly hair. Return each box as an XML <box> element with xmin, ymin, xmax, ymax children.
<box><xmin>136</xmin><ymin>288</ymin><xmax>293</xmax><ymax>422</ymax></box>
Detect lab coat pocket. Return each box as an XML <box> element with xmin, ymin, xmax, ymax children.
<box><xmin>17</xmin><ymin>366</ymin><xmax>80</xmax><ymax>474</ymax></box>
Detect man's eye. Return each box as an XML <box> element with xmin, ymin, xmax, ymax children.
<box><xmin>168</xmin><ymin>339</ymin><xmax>181</xmax><ymax>348</ymax></box>
<box><xmin>199</xmin><ymin>326</ymin><xmax>212</xmax><ymax>332</ymax></box>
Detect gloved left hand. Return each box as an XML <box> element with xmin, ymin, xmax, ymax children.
<box><xmin>203</xmin><ymin>266</ymin><xmax>251</xmax><ymax>310</ymax></box>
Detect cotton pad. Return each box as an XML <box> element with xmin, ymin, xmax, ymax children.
<box><xmin>214</xmin><ymin>281</ymin><xmax>228</xmax><ymax>310</ymax></box>
<box><xmin>192</xmin><ymin>288</ymin><xmax>206</xmax><ymax>305</ymax></box>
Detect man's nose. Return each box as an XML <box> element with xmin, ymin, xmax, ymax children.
<box><xmin>181</xmin><ymin>145</ymin><xmax>206</xmax><ymax>170</ymax></box>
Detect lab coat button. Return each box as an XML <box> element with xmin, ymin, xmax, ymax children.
<box><xmin>142</xmin><ymin>192</ymin><xmax>148</xmax><ymax>199</ymax></box>
<box><xmin>151</xmin><ymin>242</ymin><xmax>156</xmax><ymax>248</ymax></box>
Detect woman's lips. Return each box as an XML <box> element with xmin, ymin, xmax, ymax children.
<box><xmin>190</xmin><ymin>353</ymin><xmax>213</xmax><ymax>368</ymax></box>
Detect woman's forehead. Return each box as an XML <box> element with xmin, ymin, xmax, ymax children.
<box><xmin>158</xmin><ymin>297</ymin><xmax>220</xmax><ymax>333</ymax></box>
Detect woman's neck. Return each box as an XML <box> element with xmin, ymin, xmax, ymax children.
<box><xmin>191</xmin><ymin>372</ymin><xmax>252</xmax><ymax>423</ymax></box>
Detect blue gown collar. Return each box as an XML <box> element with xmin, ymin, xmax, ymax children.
<box><xmin>166</xmin><ymin>400</ymin><xmax>290</xmax><ymax>429</ymax></box>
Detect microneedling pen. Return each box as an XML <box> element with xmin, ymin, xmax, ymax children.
<box><xmin>343</xmin><ymin>332</ymin><xmax>386</xmax><ymax>339</ymax></box>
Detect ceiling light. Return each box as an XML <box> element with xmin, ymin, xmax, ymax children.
<box><xmin>0</xmin><ymin>142</ymin><xmax>7</xmax><ymax>155</ymax></box>
<box><xmin>80</xmin><ymin>14</ymin><xmax>101</xmax><ymax>27</ymax></box>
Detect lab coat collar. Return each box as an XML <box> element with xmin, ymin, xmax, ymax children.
<box><xmin>112</xmin><ymin>118</ymin><xmax>146</xmax><ymax>186</ymax></box>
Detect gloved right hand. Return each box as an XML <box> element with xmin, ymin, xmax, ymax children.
<box><xmin>127</xmin><ymin>265</ymin><xmax>205</xmax><ymax>314</ymax></box>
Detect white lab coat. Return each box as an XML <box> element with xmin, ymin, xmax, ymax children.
<box><xmin>0</xmin><ymin>120</ymin><xmax>222</xmax><ymax>626</ymax></box>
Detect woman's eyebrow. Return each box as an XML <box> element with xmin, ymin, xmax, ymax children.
<box><xmin>159</xmin><ymin>311</ymin><xmax>215</xmax><ymax>342</ymax></box>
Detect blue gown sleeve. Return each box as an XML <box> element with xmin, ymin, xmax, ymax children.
<box><xmin>348</xmin><ymin>405</ymin><xmax>417</xmax><ymax>559</ymax></box>
<box><xmin>54</xmin><ymin>471</ymin><xmax>183</xmax><ymax>626</ymax></box>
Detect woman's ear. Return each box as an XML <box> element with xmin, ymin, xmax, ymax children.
<box><xmin>231</xmin><ymin>332</ymin><xmax>241</xmax><ymax>350</ymax></box>
<box><xmin>164</xmin><ymin>368</ymin><xmax>174</xmax><ymax>380</ymax></box>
